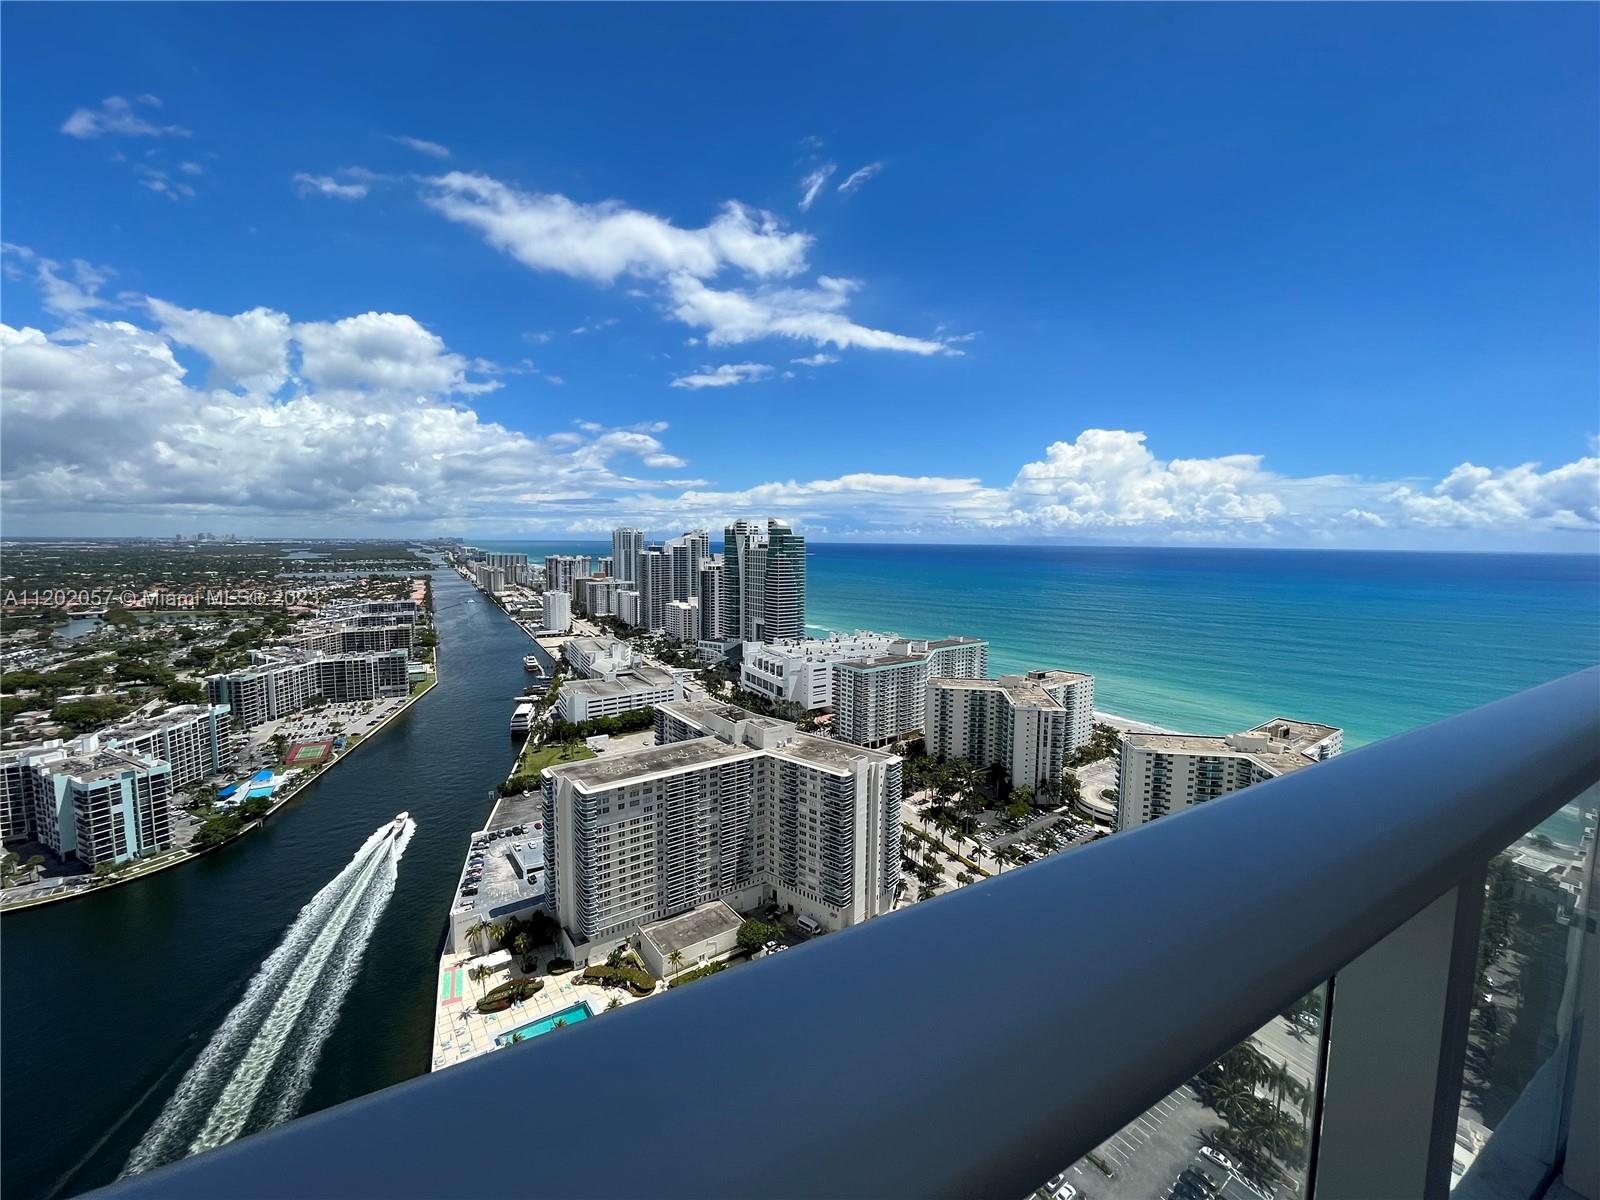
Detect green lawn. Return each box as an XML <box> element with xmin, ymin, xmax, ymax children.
<box><xmin>518</xmin><ymin>740</ymin><xmax>596</xmax><ymax>775</ymax></box>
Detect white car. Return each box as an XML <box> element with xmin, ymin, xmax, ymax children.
<box><xmin>1198</xmin><ymin>1146</ymin><xmax>1235</xmax><ymax>1173</ymax></box>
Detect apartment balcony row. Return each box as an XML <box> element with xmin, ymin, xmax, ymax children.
<box><xmin>96</xmin><ymin>668</ymin><xmax>1600</xmax><ymax>1200</ymax></box>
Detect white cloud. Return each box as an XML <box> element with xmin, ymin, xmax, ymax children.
<box><xmin>665</xmin><ymin>273</ymin><xmax>949</xmax><ymax>355</ymax></box>
<box><xmin>669</xmin><ymin>362</ymin><xmax>773</xmax><ymax>390</ymax></box>
<box><xmin>61</xmin><ymin>96</ymin><xmax>191</xmax><ymax>139</ymax></box>
<box><xmin>178</xmin><ymin>161</ymin><xmax>204</xmax><ymax>176</ymax></box>
<box><xmin>147</xmin><ymin>299</ymin><xmax>292</xmax><ymax>393</ymax></box>
<box><xmin>570</xmin><ymin>317</ymin><xmax>620</xmax><ymax>335</ymax></box>
<box><xmin>792</xmin><ymin>352</ymin><xmax>838</xmax><ymax>367</ymax></box>
<box><xmin>1389</xmin><ymin>459</ymin><xmax>1600</xmax><ymax>530</ymax></box>
<box><xmin>389</xmin><ymin>134</ymin><xmax>450</xmax><ymax>159</ymax></box>
<box><xmin>2</xmin><ymin>245</ymin><xmax>113</xmax><ymax>315</ymax></box>
<box><xmin>293</xmin><ymin>173</ymin><xmax>368</xmax><ymax>200</ymax></box>
<box><xmin>421</xmin><ymin>172</ymin><xmax>810</xmax><ymax>284</ymax></box>
<box><xmin>134</xmin><ymin>164</ymin><xmax>196</xmax><ymax>201</ymax></box>
<box><xmin>837</xmin><ymin>162</ymin><xmax>884</xmax><ymax>194</ymax></box>
<box><xmin>293</xmin><ymin>311</ymin><xmax>486</xmax><ymax>395</ymax></box>
<box><xmin>0</xmin><ymin>305</ymin><xmax>692</xmax><ymax>531</ymax></box>
<box><xmin>798</xmin><ymin>164</ymin><xmax>835</xmax><ymax>211</ymax></box>
<box><xmin>417</xmin><ymin>170</ymin><xmax>953</xmax><ymax>360</ymax></box>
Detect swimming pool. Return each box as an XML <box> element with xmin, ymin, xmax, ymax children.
<box><xmin>494</xmin><ymin>1001</ymin><xmax>592</xmax><ymax>1047</ymax></box>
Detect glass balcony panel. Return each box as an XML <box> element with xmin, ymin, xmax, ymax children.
<box><xmin>1032</xmin><ymin>985</ymin><xmax>1326</xmax><ymax>1200</ymax></box>
<box><xmin>1451</xmin><ymin>797</ymin><xmax>1597</xmax><ymax>1196</ymax></box>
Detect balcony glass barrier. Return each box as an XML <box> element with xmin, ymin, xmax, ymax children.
<box><xmin>1453</xmin><ymin>797</ymin><xmax>1598</xmax><ymax>1197</ymax></box>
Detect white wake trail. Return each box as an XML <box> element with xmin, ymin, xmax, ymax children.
<box><xmin>123</xmin><ymin>818</ymin><xmax>415</xmax><ymax>1177</ymax></box>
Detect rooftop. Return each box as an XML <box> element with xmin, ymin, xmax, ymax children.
<box><xmin>639</xmin><ymin>900</ymin><xmax>742</xmax><ymax>957</ymax></box>
<box><xmin>561</xmin><ymin>665</ymin><xmax>678</xmax><ymax>699</ymax></box>
<box><xmin>546</xmin><ymin>736</ymin><xmax>757</xmax><ymax>790</ymax></box>
<box><xmin>931</xmin><ymin>670</ymin><xmax>1091</xmax><ymax>708</ymax></box>
<box><xmin>1121</xmin><ymin>732</ymin><xmax>1322</xmax><ymax>775</ymax></box>
<box><xmin>58</xmin><ymin>748</ymin><xmax>163</xmax><ymax>780</ymax></box>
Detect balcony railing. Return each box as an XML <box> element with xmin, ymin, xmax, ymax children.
<box><xmin>93</xmin><ymin>668</ymin><xmax>1600</xmax><ymax>1200</ymax></box>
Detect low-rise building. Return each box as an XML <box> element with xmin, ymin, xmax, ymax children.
<box><xmin>556</xmin><ymin>665</ymin><xmax>684</xmax><ymax>724</ymax></box>
<box><xmin>563</xmin><ymin>635</ymin><xmax>633</xmax><ymax>679</ymax></box>
<box><xmin>739</xmin><ymin>631</ymin><xmax>989</xmax><ymax>714</ymax></box>
<box><xmin>637</xmin><ymin>900</ymin><xmax>743</xmax><ymax>977</ymax></box>
<box><xmin>925</xmin><ymin>670</ymin><xmax>1096</xmax><ymax>793</ymax></box>
<box><xmin>1116</xmin><ymin>718</ymin><xmax>1342</xmax><ymax>830</ymax></box>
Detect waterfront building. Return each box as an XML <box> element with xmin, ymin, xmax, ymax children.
<box><xmin>444</xmin><ymin>791</ymin><xmax>549</xmax><ymax>955</ymax></box>
<box><xmin>926</xmin><ymin>670</ymin><xmax>1096</xmax><ymax>793</ymax></box>
<box><xmin>1116</xmin><ymin>718</ymin><xmax>1343</xmax><ymax>831</ymax></box>
<box><xmin>105</xmin><ymin>703</ymin><xmax>232</xmax><ymax>788</ymax></box>
<box><xmin>563</xmin><ymin>636</ymin><xmax>633</xmax><ymax>679</ymax></box>
<box><xmin>474</xmin><ymin>563</ymin><xmax>507</xmax><ymax>595</ymax></box>
<box><xmin>722</xmin><ymin>518</ymin><xmax>806</xmax><ymax>645</ymax></box>
<box><xmin>281</xmin><ymin>620</ymin><xmax>413</xmax><ymax>657</ymax></box>
<box><xmin>28</xmin><ymin>744</ymin><xmax>174</xmax><ymax>865</ymax></box>
<box><xmin>556</xmin><ymin>664</ymin><xmax>683</xmax><ymax>724</ymax></box>
<box><xmin>611</xmin><ymin>527</ymin><xmax>645</xmax><ymax>587</ymax></box>
<box><xmin>1</xmin><ymin>703</ymin><xmax>231</xmax><ymax>845</ymax></box>
<box><xmin>541</xmin><ymin>590</ymin><xmax>572</xmax><ymax>634</ymax></box>
<box><xmin>740</xmin><ymin>631</ymin><xmax>989</xmax><ymax>715</ymax></box>
<box><xmin>318</xmin><ymin>598</ymin><xmax>420</xmax><ymax>624</ymax></box>
<box><xmin>598</xmin><ymin>555</ymin><xmax>614</xmax><ymax>578</ymax></box>
<box><xmin>541</xmin><ymin>699</ymin><xmax>901</xmax><ymax>962</ymax></box>
<box><xmin>664</xmin><ymin>598</ymin><xmax>700</xmax><ymax>644</ymax></box>
<box><xmin>206</xmin><ymin>647</ymin><xmax>410</xmax><ymax>730</ymax></box>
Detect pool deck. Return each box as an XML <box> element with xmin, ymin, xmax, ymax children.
<box><xmin>429</xmin><ymin>948</ymin><xmax>654</xmax><ymax>1071</ymax></box>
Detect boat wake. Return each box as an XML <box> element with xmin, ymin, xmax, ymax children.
<box><xmin>122</xmin><ymin>816</ymin><xmax>416</xmax><ymax>1177</ymax></box>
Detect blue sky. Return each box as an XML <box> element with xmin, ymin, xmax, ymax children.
<box><xmin>2</xmin><ymin>3</ymin><xmax>1596</xmax><ymax>547</ymax></box>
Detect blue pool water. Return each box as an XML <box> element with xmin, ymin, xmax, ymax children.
<box><xmin>495</xmin><ymin>1001</ymin><xmax>592</xmax><ymax>1046</ymax></box>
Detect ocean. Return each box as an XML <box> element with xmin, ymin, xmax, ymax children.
<box><xmin>481</xmin><ymin>541</ymin><xmax>1599</xmax><ymax>841</ymax></box>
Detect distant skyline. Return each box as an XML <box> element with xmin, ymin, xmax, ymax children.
<box><xmin>1</xmin><ymin>5</ymin><xmax>1596</xmax><ymax>549</ymax></box>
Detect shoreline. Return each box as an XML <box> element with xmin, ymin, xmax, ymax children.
<box><xmin>0</xmin><ymin>601</ymin><xmax>442</xmax><ymax>916</ymax></box>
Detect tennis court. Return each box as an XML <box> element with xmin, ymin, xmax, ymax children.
<box><xmin>286</xmin><ymin>738</ymin><xmax>335</xmax><ymax>767</ymax></box>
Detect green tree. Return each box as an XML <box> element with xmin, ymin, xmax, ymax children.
<box><xmin>736</xmin><ymin>919</ymin><xmax>777</xmax><ymax>954</ymax></box>
<box><xmin>165</xmin><ymin>679</ymin><xmax>207</xmax><ymax>705</ymax></box>
<box><xmin>667</xmin><ymin>949</ymin><xmax>685</xmax><ymax>979</ymax></box>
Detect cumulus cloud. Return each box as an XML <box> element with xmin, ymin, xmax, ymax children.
<box><xmin>147</xmin><ymin>299</ymin><xmax>292</xmax><ymax>393</ymax></box>
<box><xmin>0</xmin><ymin>305</ymin><xmax>693</xmax><ymax>531</ymax></box>
<box><xmin>798</xmin><ymin>164</ymin><xmax>835</xmax><ymax>211</ymax></box>
<box><xmin>837</xmin><ymin>162</ymin><xmax>883</xmax><ymax>194</ymax></box>
<box><xmin>389</xmin><ymin>134</ymin><xmax>450</xmax><ymax>159</ymax></box>
<box><xmin>293</xmin><ymin>173</ymin><xmax>368</xmax><ymax>200</ymax></box>
<box><xmin>670</xmin><ymin>362</ymin><xmax>773</xmax><ymax>390</ymax></box>
<box><xmin>1389</xmin><ymin>459</ymin><xmax>1600</xmax><ymax>530</ymax></box>
<box><xmin>61</xmin><ymin>95</ymin><xmax>190</xmax><ymax>139</ymax></box>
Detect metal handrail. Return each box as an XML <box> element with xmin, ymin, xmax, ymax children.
<box><xmin>94</xmin><ymin>668</ymin><xmax>1600</xmax><ymax>1200</ymax></box>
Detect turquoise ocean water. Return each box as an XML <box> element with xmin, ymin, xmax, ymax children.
<box><xmin>479</xmin><ymin>541</ymin><xmax>1599</xmax><ymax>841</ymax></box>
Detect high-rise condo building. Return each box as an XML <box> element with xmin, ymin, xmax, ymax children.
<box><xmin>206</xmin><ymin>648</ymin><xmax>409</xmax><ymax>729</ymax></box>
<box><xmin>540</xmin><ymin>700</ymin><xmax>901</xmax><ymax>963</ymax></box>
<box><xmin>1116</xmin><ymin>719</ymin><xmax>1343</xmax><ymax>831</ymax></box>
<box><xmin>638</xmin><ymin>546</ymin><xmax>670</xmax><ymax>631</ymax></box>
<box><xmin>612</xmin><ymin>528</ymin><xmax>645</xmax><ymax>587</ymax></box>
<box><xmin>666</xmin><ymin>530</ymin><xmax>710</xmax><ymax>606</ymax></box>
<box><xmin>698</xmin><ymin>555</ymin><xmax>727</xmax><ymax>641</ymax></box>
<box><xmin>542</xmin><ymin>590</ymin><xmax>572</xmax><ymax>633</ymax></box>
<box><xmin>543</xmin><ymin>555</ymin><xmax>593</xmax><ymax>596</ymax></box>
<box><xmin>722</xmin><ymin>518</ymin><xmax>806</xmax><ymax>645</ymax></box>
<box><xmin>925</xmin><ymin>670</ymin><xmax>1096</xmax><ymax>793</ymax></box>
<box><xmin>832</xmin><ymin>655</ymin><xmax>932</xmax><ymax>748</ymax></box>
<box><xmin>7</xmin><ymin>742</ymin><xmax>175</xmax><ymax>865</ymax></box>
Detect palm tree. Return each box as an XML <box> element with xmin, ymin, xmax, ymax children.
<box><xmin>606</xmin><ymin>996</ymin><xmax>622</xmax><ymax>1011</ymax></box>
<box><xmin>512</xmin><ymin>931</ymin><xmax>533</xmax><ymax>970</ymax></box>
<box><xmin>668</xmin><ymin>949</ymin><xmax>685</xmax><ymax>979</ymax></box>
<box><xmin>552</xmin><ymin>1018</ymin><xmax>568</xmax><ymax>1030</ymax></box>
<box><xmin>488</xmin><ymin>920</ymin><xmax>508</xmax><ymax>948</ymax></box>
<box><xmin>464</xmin><ymin>918</ymin><xmax>492</xmax><ymax>954</ymax></box>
